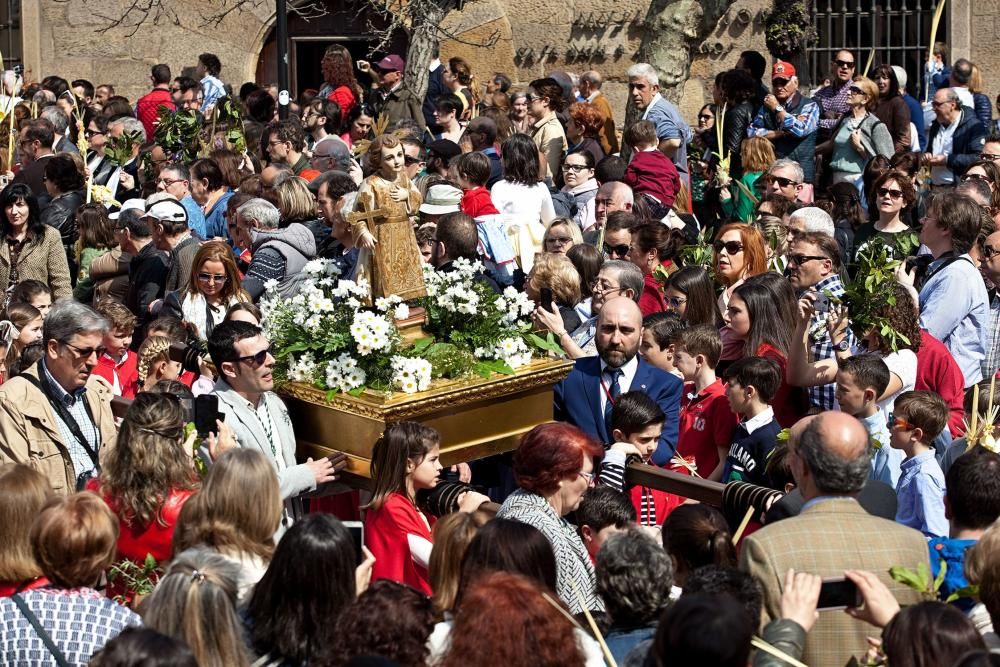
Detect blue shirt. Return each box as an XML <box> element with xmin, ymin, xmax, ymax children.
<box><xmin>203</xmin><ymin>190</ymin><xmax>234</xmax><ymax>241</ymax></box>
<box><xmin>642</xmin><ymin>94</ymin><xmax>692</xmax><ymax>175</ymax></box>
<box><xmin>862</xmin><ymin>411</ymin><xmax>903</xmax><ymax>487</ymax></box>
<box><xmin>181</xmin><ymin>195</ymin><xmax>208</xmax><ymax>240</ymax></box>
<box><xmin>200</xmin><ymin>74</ymin><xmax>226</xmax><ymax>113</ymax></box>
<box><xmin>896</xmin><ymin>449</ymin><xmax>948</xmax><ymax>538</ymax></box>
<box><xmin>919</xmin><ymin>254</ymin><xmax>989</xmax><ymax>387</ymax></box>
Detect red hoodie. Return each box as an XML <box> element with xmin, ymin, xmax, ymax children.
<box><xmin>461</xmin><ymin>186</ymin><xmax>499</xmax><ymax>218</ymax></box>
<box><xmin>624</xmin><ymin>150</ymin><xmax>681</xmax><ymax>207</ymax></box>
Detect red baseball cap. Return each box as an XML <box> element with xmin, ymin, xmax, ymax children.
<box><xmin>772</xmin><ymin>61</ymin><xmax>796</xmax><ymax>79</ymax></box>
<box><xmin>376</xmin><ymin>55</ymin><xmax>405</xmax><ymax>72</ymax></box>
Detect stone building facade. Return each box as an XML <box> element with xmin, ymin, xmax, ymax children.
<box><xmin>16</xmin><ymin>0</ymin><xmax>986</xmax><ymax>129</ymax></box>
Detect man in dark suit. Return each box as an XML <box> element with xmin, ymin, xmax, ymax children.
<box><xmin>554</xmin><ymin>297</ymin><xmax>682</xmax><ymax>465</ymax></box>
<box><xmin>12</xmin><ymin>118</ymin><xmax>55</xmax><ymax>200</ymax></box>
<box><xmin>422</xmin><ymin>50</ymin><xmax>446</xmax><ymax>135</ymax></box>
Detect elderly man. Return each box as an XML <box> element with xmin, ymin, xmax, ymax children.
<box><xmin>762</xmin><ymin>158</ymin><xmax>805</xmax><ymax>203</ymax></box>
<box><xmin>785</xmin><ymin>206</ymin><xmax>851</xmax><ymax>264</ymax></box>
<box><xmin>40</xmin><ymin>105</ymin><xmax>77</xmax><ymax>155</ymax></box>
<box><xmin>741</xmin><ymin>412</ymin><xmax>928</xmax><ymax>667</ymax></box>
<box><xmin>0</xmin><ymin>301</ymin><xmax>116</xmax><ymax>494</ymax></box>
<box><xmin>625</xmin><ymin>63</ymin><xmax>691</xmax><ymax>175</ymax></box>
<box><xmin>310</xmin><ymin>137</ymin><xmax>355</xmax><ymax>176</ymax></box>
<box><xmin>238</xmin><ymin>198</ymin><xmax>316</xmax><ymax>301</ymax></box>
<box><xmin>314</xmin><ymin>171</ymin><xmax>359</xmax><ymax>271</ymax></box>
<box><xmin>748</xmin><ymin>61</ymin><xmax>819</xmax><ymax>191</ymax></box>
<box><xmin>554</xmin><ymin>297</ymin><xmax>682</xmax><ymax>465</ymax></box>
<box><xmin>145</xmin><ymin>198</ymin><xmax>198</xmax><ymax>295</ymax></box>
<box><xmin>579</xmin><ymin>70</ymin><xmax>619</xmax><ymax>155</ymax></box>
<box><xmin>107</xmin><ymin>116</ymin><xmax>146</xmax><ymax>202</ymax></box>
<box><xmin>156</xmin><ymin>162</ymin><xmax>207</xmax><ymax>239</ymax></box>
<box><xmin>814</xmin><ymin>50</ymin><xmax>856</xmax><ymax>140</ymax></box>
<box><xmin>925</xmin><ymin>87</ymin><xmax>987</xmax><ymax>187</ymax></box>
<box><xmin>593</xmin><ymin>182</ymin><xmax>635</xmax><ymax>232</ymax></box>
<box><xmin>980</xmin><ymin>229</ymin><xmax>1000</xmax><ymax>380</ymax></box>
<box><xmin>366</xmin><ymin>55</ymin><xmax>425</xmax><ymax>130</ymax></box>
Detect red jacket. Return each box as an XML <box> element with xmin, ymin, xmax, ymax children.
<box><xmin>624</xmin><ymin>150</ymin><xmax>681</xmax><ymax>208</ymax></box>
<box><xmin>461</xmin><ymin>186</ymin><xmax>499</xmax><ymax>218</ymax></box>
<box><xmin>93</xmin><ymin>350</ymin><xmax>139</xmax><ymax>399</ymax></box>
<box><xmin>916</xmin><ymin>329</ymin><xmax>967</xmax><ymax>436</ymax></box>
<box><xmin>365</xmin><ymin>492</ymin><xmax>434</xmax><ymax>595</ymax></box>
<box><xmin>639</xmin><ymin>271</ymin><xmax>668</xmax><ymax>317</ymax></box>
<box><xmin>136</xmin><ymin>88</ymin><xmax>176</xmax><ymax>142</ymax></box>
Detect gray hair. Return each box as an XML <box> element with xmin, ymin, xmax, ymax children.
<box><xmin>957</xmin><ymin>179</ymin><xmax>992</xmax><ymax>207</ymax></box>
<box><xmin>627</xmin><ymin>63</ymin><xmax>659</xmax><ymax>88</ymax></box>
<box><xmin>602</xmin><ymin>259</ymin><xmax>644</xmax><ymax>303</ymax></box>
<box><xmin>768</xmin><ymin>158</ymin><xmax>805</xmax><ymax>184</ymax></box>
<box><xmin>942</xmin><ymin>87</ymin><xmax>961</xmax><ymax>104</ymax></box>
<box><xmin>580</xmin><ymin>71</ymin><xmax>603</xmax><ymax>88</ymax></box>
<box><xmin>313</xmin><ymin>137</ymin><xmax>353</xmax><ymax>172</ymax></box>
<box><xmin>110</xmin><ymin>116</ymin><xmax>147</xmax><ymax>145</ymax></box>
<box><xmin>789</xmin><ymin>207</ymin><xmax>835</xmax><ymax>237</ymax></box>
<box><xmin>44</xmin><ymin>301</ymin><xmax>108</xmax><ymax>346</ymax></box>
<box><xmin>40</xmin><ymin>106</ymin><xmax>68</xmax><ymax>134</ymax></box>
<box><xmin>797</xmin><ymin>418</ymin><xmax>871</xmax><ymax>495</ymax></box>
<box><xmin>238</xmin><ymin>198</ymin><xmax>280</xmax><ymax>230</ymax></box>
<box><xmin>596</xmin><ymin>527</ymin><xmax>673</xmax><ymax>627</ymax></box>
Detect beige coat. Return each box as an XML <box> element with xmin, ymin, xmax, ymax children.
<box><xmin>531</xmin><ymin>114</ymin><xmax>568</xmax><ymax>182</ymax></box>
<box><xmin>0</xmin><ymin>225</ymin><xmax>72</xmax><ymax>301</ymax></box>
<box><xmin>0</xmin><ymin>363</ymin><xmax>117</xmax><ymax>494</ymax></box>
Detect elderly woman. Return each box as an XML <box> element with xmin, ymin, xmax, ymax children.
<box><xmin>273</xmin><ymin>176</ymin><xmax>327</xmax><ymax>246</ymax></box>
<box><xmin>0</xmin><ymin>183</ymin><xmax>72</xmax><ymax>303</ymax></box>
<box><xmin>526</xmin><ymin>252</ymin><xmax>583</xmax><ymax>334</ymax></box>
<box><xmin>509</xmin><ymin>92</ymin><xmax>531</xmax><ymax>134</ymax></box>
<box><xmin>566</xmin><ymin>103</ymin><xmax>606</xmax><ymax>165</ymax></box>
<box><xmin>817</xmin><ymin>76</ymin><xmax>894</xmax><ymax>186</ymax></box>
<box><xmin>560</xmin><ymin>149</ymin><xmax>599</xmax><ymax>232</ymax></box>
<box><xmin>496</xmin><ymin>422</ymin><xmax>605</xmax><ymax>614</ymax></box>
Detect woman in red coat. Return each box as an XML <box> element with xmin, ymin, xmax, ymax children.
<box><xmin>627</xmin><ymin>222</ymin><xmax>686</xmax><ymax>317</ymax></box>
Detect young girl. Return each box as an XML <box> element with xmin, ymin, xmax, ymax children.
<box><xmin>8</xmin><ymin>279</ymin><xmax>52</xmax><ymax>319</ymax></box>
<box><xmin>364</xmin><ymin>422</ymin><xmax>486</xmax><ymax>595</ymax></box>
<box><xmin>0</xmin><ymin>302</ymin><xmax>42</xmax><ymax>382</ymax></box>
<box><xmin>136</xmin><ymin>335</ymin><xmax>182</xmax><ymax>393</ymax></box>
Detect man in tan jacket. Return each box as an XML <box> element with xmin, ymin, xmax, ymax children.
<box><xmin>579</xmin><ymin>71</ymin><xmax>619</xmax><ymax>156</ymax></box>
<box><xmin>0</xmin><ymin>301</ymin><xmax>116</xmax><ymax>494</ymax></box>
<box><xmin>740</xmin><ymin>412</ymin><xmax>929</xmax><ymax>667</ymax></box>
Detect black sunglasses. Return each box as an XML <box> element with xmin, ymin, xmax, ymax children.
<box><xmin>766</xmin><ymin>175</ymin><xmax>800</xmax><ymax>188</ymax></box>
<box><xmin>603</xmin><ymin>243</ymin><xmax>631</xmax><ymax>257</ymax></box>
<box><xmin>834</xmin><ymin>59</ymin><xmax>856</xmax><ymax>69</ymax></box>
<box><xmin>713</xmin><ymin>240</ymin><xmax>744</xmax><ymax>254</ymax></box>
<box><xmin>234</xmin><ymin>346</ymin><xmax>272</xmax><ymax>366</ymax></box>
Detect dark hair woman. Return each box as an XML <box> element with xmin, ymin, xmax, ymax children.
<box><xmin>493</xmin><ymin>134</ymin><xmax>556</xmax><ymax>269</ymax></box>
<box><xmin>189</xmin><ymin>158</ymin><xmax>234</xmax><ymax>240</ymax></box>
<box><xmin>318</xmin><ymin>44</ymin><xmax>363</xmax><ymax>126</ymax></box>
<box><xmin>662</xmin><ymin>504</ymin><xmax>735</xmax><ymax>587</ymax></box>
<box><xmin>526</xmin><ymin>77</ymin><xmax>568</xmax><ymax>181</ymax></box>
<box><xmin>717</xmin><ymin>68</ymin><xmax>758</xmax><ymax>178</ymax></box>
<box><xmin>664</xmin><ymin>265</ymin><xmax>723</xmax><ymax>327</ymax></box>
<box><xmin>882</xmin><ymin>601</ymin><xmax>985</xmax><ymax>667</ymax></box>
<box><xmin>872</xmin><ymin>64</ymin><xmax>912</xmax><ymax>154</ymax></box>
<box><xmin>0</xmin><ymin>183</ymin><xmax>71</xmax><ymax>303</ymax></box>
<box><xmin>341</xmin><ymin>103</ymin><xmax>374</xmax><ymax>149</ymax></box>
<box><xmin>627</xmin><ymin>222</ymin><xmax>686</xmax><ymax>317</ymax></box>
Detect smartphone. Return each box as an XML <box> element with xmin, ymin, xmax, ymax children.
<box><xmin>344</xmin><ymin>520</ymin><xmax>364</xmax><ymax>565</ymax></box>
<box><xmin>818</xmin><ymin>577</ymin><xmax>862</xmax><ymax>611</ymax></box>
<box><xmin>194</xmin><ymin>394</ymin><xmax>221</xmax><ymax>437</ymax></box>
<box><xmin>540</xmin><ymin>287</ymin><xmax>554</xmax><ymax>312</ymax></box>
<box><xmin>812</xmin><ymin>292</ymin><xmax>830</xmax><ymax>313</ymax></box>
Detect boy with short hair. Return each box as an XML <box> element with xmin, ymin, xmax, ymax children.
<box><xmin>623</xmin><ymin>119</ymin><xmax>681</xmax><ymax>215</ymax></box>
<box><xmin>673</xmin><ymin>325</ymin><xmax>738</xmax><ymax>481</ymax></box>
<box><xmin>722</xmin><ymin>356</ymin><xmax>782</xmax><ymax>485</ymax></box>
<box><xmin>890</xmin><ymin>390</ymin><xmax>951</xmax><ymax>538</ymax></box>
<box><xmin>598</xmin><ymin>391</ymin><xmax>679</xmax><ymax>526</ymax></box>
<box><xmin>93</xmin><ymin>298</ymin><xmax>138</xmax><ymax>398</ymax></box>
<box><xmin>576</xmin><ymin>485</ymin><xmax>637</xmax><ymax>560</ymax></box>
<box><xmin>836</xmin><ymin>354</ymin><xmax>903</xmax><ymax>486</ymax></box>
<box><xmin>455</xmin><ymin>151</ymin><xmax>499</xmax><ymax>219</ymax></box>
<box><xmin>640</xmin><ymin>312</ymin><xmax>686</xmax><ymax>379</ymax></box>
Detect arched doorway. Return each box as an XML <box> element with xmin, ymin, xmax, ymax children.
<box><xmin>256</xmin><ymin>1</ymin><xmax>409</xmax><ymax>95</ymax></box>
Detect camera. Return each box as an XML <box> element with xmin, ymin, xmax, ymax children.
<box><xmin>168</xmin><ymin>341</ymin><xmax>209</xmax><ymax>375</ymax></box>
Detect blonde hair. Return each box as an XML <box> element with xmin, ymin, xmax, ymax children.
<box><xmin>543</xmin><ymin>217</ymin><xmax>584</xmax><ymax>246</ymax></box>
<box><xmin>137</xmin><ymin>335</ymin><xmax>172</xmax><ymax>386</ymax></box>
<box><xmin>528</xmin><ymin>252</ymin><xmax>582</xmax><ymax>306</ymax></box>
<box><xmin>173</xmin><ymin>448</ymin><xmax>282</xmax><ymax>562</ymax></box>
<box><xmin>741</xmin><ymin>136</ymin><xmax>776</xmax><ymax>174</ymax></box>
<box><xmin>274</xmin><ymin>176</ymin><xmax>317</xmax><ymax>223</ymax></box>
<box><xmin>429</xmin><ymin>510</ymin><xmax>490</xmax><ymax>613</ymax></box>
<box><xmin>851</xmin><ymin>76</ymin><xmax>881</xmax><ymax>111</ymax></box>
<box><xmin>0</xmin><ymin>464</ymin><xmax>51</xmax><ymax>582</ymax></box>
<box><xmin>965</xmin><ymin>521</ymin><xmax>1000</xmax><ymax>627</ymax></box>
<box><xmin>970</xmin><ymin>64</ymin><xmax>985</xmax><ymax>94</ymax></box>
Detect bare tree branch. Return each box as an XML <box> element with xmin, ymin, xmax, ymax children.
<box><xmin>59</xmin><ymin>0</ymin><xmax>328</xmax><ymax>34</ymax></box>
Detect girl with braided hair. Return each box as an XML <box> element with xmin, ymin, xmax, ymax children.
<box><xmin>136</xmin><ymin>335</ymin><xmax>182</xmax><ymax>394</ymax></box>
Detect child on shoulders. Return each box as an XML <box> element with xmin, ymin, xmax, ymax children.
<box><xmin>622</xmin><ymin>120</ymin><xmax>681</xmax><ymax>217</ymax></box>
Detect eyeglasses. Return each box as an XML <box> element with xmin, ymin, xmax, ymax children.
<box><xmin>62</xmin><ymin>340</ymin><xmax>107</xmax><ymax>359</ymax></box>
<box><xmin>603</xmin><ymin>243</ymin><xmax>631</xmax><ymax>258</ymax></box>
<box><xmin>526</xmin><ymin>94</ymin><xmax>541</xmax><ymax>102</ymax></box>
<box><xmin>983</xmin><ymin>244</ymin><xmax>1000</xmax><ymax>260</ymax></box>
<box><xmin>546</xmin><ymin>236</ymin><xmax>573</xmax><ymax>246</ymax></box>
<box><xmin>268</xmin><ymin>140</ymin><xmax>288</xmax><ymax>147</ymax></box>
<box><xmin>169</xmin><ymin>87</ymin><xmax>181</xmax><ymax>93</ymax></box>
<box><xmin>156</xmin><ymin>177</ymin><xmax>185</xmax><ymax>187</ymax></box>
<box><xmin>85</xmin><ymin>129</ymin><xmax>104</xmax><ymax>139</ymax></box>
<box><xmin>834</xmin><ymin>59</ymin><xmax>856</xmax><ymax>69</ymax></box>
<box><xmin>666</xmin><ymin>296</ymin><xmax>688</xmax><ymax>308</ymax></box>
<box><xmin>765</xmin><ymin>175</ymin><xmax>800</xmax><ymax>188</ymax></box>
<box><xmin>234</xmin><ymin>345</ymin><xmax>272</xmax><ymax>366</ymax></box>
<box><xmin>713</xmin><ymin>240</ymin><xmax>744</xmax><ymax>254</ymax></box>
<box><xmin>197</xmin><ymin>272</ymin><xmax>228</xmax><ymax>284</ymax></box>
<box><xmin>877</xmin><ymin>186</ymin><xmax>904</xmax><ymax>199</ymax></box>
<box><xmin>404</xmin><ymin>156</ymin><xmax>423</xmax><ymax>165</ymax></box>
<box><xmin>589</xmin><ymin>278</ymin><xmax>623</xmax><ymax>293</ymax></box>
<box><xmin>697</xmin><ymin>114</ymin><xmax>714</xmax><ymax>121</ymax></box>
<box><xmin>562</xmin><ymin>163</ymin><xmax>591</xmax><ymax>172</ymax></box>
<box><xmin>787</xmin><ymin>254</ymin><xmax>829</xmax><ymax>266</ymax></box>
<box><xmin>578</xmin><ymin>470</ymin><xmax>595</xmax><ymax>486</ymax></box>
<box><xmin>888</xmin><ymin>412</ymin><xmax>917</xmax><ymax>431</ymax></box>
<box><xmin>981</xmin><ymin>153</ymin><xmax>1000</xmax><ymax>161</ymax></box>
<box><xmin>962</xmin><ymin>173</ymin><xmax>993</xmax><ymax>183</ymax></box>
<box><xmin>772</xmin><ymin>78</ymin><xmax>791</xmax><ymax>88</ymax></box>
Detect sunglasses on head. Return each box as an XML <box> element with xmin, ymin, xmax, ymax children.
<box><xmin>603</xmin><ymin>243</ymin><xmax>631</xmax><ymax>257</ymax></box>
<box><xmin>713</xmin><ymin>240</ymin><xmax>744</xmax><ymax>254</ymax></box>
<box><xmin>981</xmin><ymin>153</ymin><xmax>1000</xmax><ymax>161</ymax></box>
<box><xmin>765</xmin><ymin>175</ymin><xmax>799</xmax><ymax>188</ymax></box>
<box><xmin>962</xmin><ymin>172</ymin><xmax>993</xmax><ymax>183</ymax></box>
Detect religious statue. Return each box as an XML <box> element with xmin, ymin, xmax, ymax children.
<box><xmin>347</xmin><ymin>134</ymin><xmax>427</xmax><ymax>302</ymax></box>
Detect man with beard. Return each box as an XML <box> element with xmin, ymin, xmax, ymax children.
<box><xmin>554</xmin><ymin>297</ymin><xmax>682</xmax><ymax>465</ymax></box>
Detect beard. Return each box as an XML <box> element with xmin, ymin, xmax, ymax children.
<box><xmin>599</xmin><ymin>340</ymin><xmax>638</xmax><ymax>368</ymax></box>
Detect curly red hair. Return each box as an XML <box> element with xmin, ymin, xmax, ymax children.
<box><xmin>439</xmin><ymin>572</ymin><xmax>584</xmax><ymax>667</ymax></box>
<box><xmin>513</xmin><ymin>423</ymin><xmax>603</xmax><ymax>496</ymax></box>
<box><xmin>567</xmin><ymin>102</ymin><xmax>605</xmax><ymax>138</ymax></box>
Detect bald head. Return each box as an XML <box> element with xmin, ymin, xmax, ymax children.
<box><xmin>595</xmin><ymin>181</ymin><xmax>634</xmax><ymax>227</ymax></box>
<box><xmin>795</xmin><ymin>412</ymin><xmax>871</xmax><ymax>498</ymax></box>
<box><xmin>596</xmin><ymin>297</ymin><xmax>643</xmax><ymax>368</ymax></box>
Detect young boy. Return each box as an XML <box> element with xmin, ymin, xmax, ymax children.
<box><xmin>722</xmin><ymin>356</ymin><xmax>782</xmax><ymax>486</ymax></box>
<box><xmin>93</xmin><ymin>298</ymin><xmax>138</xmax><ymax>398</ymax></box>
<box><xmin>622</xmin><ymin>120</ymin><xmax>681</xmax><ymax>216</ymax></box>
<box><xmin>455</xmin><ymin>152</ymin><xmax>499</xmax><ymax>219</ymax></box>
<box><xmin>640</xmin><ymin>312</ymin><xmax>686</xmax><ymax>379</ymax></box>
<box><xmin>673</xmin><ymin>325</ymin><xmax>738</xmax><ymax>481</ymax></box>
<box><xmin>890</xmin><ymin>390</ymin><xmax>951</xmax><ymax>538</ymax></box>
<box><xmin>835</xmin><ymin>354</ymin><xmax>903</xmax><ymax>487</ymax></box>
<box><xmin>576</xmin><ymin>485</ymin><xmax>637</xmax><ymax>561</ymax></box>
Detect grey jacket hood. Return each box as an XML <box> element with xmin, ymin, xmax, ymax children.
<box><xmin>251</xmin><ymin>222</ymin><xmax>317</xmax><ymax>257</ymax></box>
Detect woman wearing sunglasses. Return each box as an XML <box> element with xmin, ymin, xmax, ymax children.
<box><xmin>162</xmin><ymin>240</ymin><xmax>250</xmax><ymax>341</ymax></box>
<box><xmin>853</xmin><ymin>170</ymin><xmax>918</xmax><ymax>260</ymax></box>
<box><xmin>816</xmin><ymin>76</ymin><xmax>894</xmax><ymax>187</ymax></box>
<box><xmin>712</xmin><ymin>223</ymin><xmax>768</xmax><ymax>364</ymax></box>
<box><xmin>959</xmin><ymin>159</ymin><xmax>1000</xmax><ymax>225</ymax></box>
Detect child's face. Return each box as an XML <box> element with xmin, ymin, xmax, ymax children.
<box><xmin>725</xmin><ymin>378</ymin><xmax>751</xmax><ymax>414</ymax></box>
<box><xmin>623</xmin><ymin>422</ymin><xmax>663</xmax><ymax>461</ymax></box>
<box><xmin>408</xmin><ymin>444</ymin><xmax>442</xmax><ymax>491</ymax></box>
<box><xmin>888</xmin><ymin>412</ymin><xmax>916</xmax><ymax>450</ymax></box>
<box><xmin>29</xmin><ymin>294</ymin><xmax>51</xmax><ymax>320</ymax></box>
<box><xmin>835</xmin><ymin>370</ymin><xmax>868</xmax><ymax>416</ymax></box>
<box><xmin>455</xmin><ymin>172</ymin><xmax>474</xmax><ymax>190</ymax></box>
<box><xmin>418</xmin><ymin>242</ymin><xmax>433</xmax><ymax>264</ymax></box>
<box><xmin>584</xmin><ymin>523</ymin><xmax>626</xmax><ymax>560</ymax></box>
<box><xmin>104</xmin><ymin>327</ymin><xmax>133</xmax><ymax>358</ymax></box>
<box><xmin>16</xmin><ymin>316</ymin><xmax>42</xmax><ymax>347</ymax></box>
<box><xmin>640</xmin><ymin>330</ymin><xmax>675</xmax><ymax>372</ymax></box>
<box><xmin>672</xmin><ymin>347</ymin><xmax>699</xmax><ymax>381</ymax></box>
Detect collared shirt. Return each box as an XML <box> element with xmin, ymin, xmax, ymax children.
<box><xmin>896</xmin><ymin>449</ymin><xmax>948</xmax><ymax>538</ymax></box>
<box><xmin>742</xmin><ymin>405</ymin><xmax>775</xmax><ymax>435</ymax></box>
<box><xmin>982</xmin><ymin>291</ymin><xmax>1000</xmax><ymax>381</ymax></box>
<box><xmin>814</xmin><ymin>80</ymin><xmax>853</xmax><ymax>131</ymax></box>
<box><xmin>39</xmin><ymin>360</ymin><xmax>101</xmax><ymax>477</ymax></box>
<box><xmin>805</xmin><ymin>274</ymin><xmax>853</xmax><ymax>410</ymax></box>
<box><xmin>749</xmin><ymin>96</ymin><xmax>820</xmax><ymax>138</ymax></box>
<box><xmin>599</xmin><ymin>356</ymin><xmax>639</xmax><ymax>415</ymax></box>
<box><xmin>862</xmin><ymin>411</ymin><xmax>903</xmax><ymax>487</ymax></box>
<box><xmin>640</xmin><ymin>93</ymin><xmax>691</xmax><ymax>174</ymax></box>
<box><xmin>571</xmin><ymin>316</ymin><xmax>598</xmax><ymax>357</ymax></box>
<box><xmin>930</xmin><ymin>118</ymin><xmax>959</xmax><ymax>184</ymax></box>
<box><xmin>200</xmin><ymin>74</ymin><xmax>226</xmax><ymax>113</ymax></box>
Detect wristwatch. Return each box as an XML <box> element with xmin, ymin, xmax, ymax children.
<box><xmin>834</xmin><ymin>339</ymin><xmax>850</xmax><ymax>352</ymax></box>
<box><xmin>774</xmin><ymin>105</ymin><xmax>785</xmax><ymax>113</ymax></box>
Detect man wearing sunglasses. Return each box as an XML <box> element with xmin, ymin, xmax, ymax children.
<box><xmin>0</xmin><ymin>301</ymin><xmax>117</xmax><ymax>494</ymax></box>
<box><xmin>748</xmin><ymin>61</ymin><xmax>819</xmax><ymax>201</ymax></box>
<box><xmin>761</xmin><ymin>159</ymin><xmax>805</xmax><ymax>202</ymax></box>
<box><xmin>814</xmin><ymin>50</ymin><xmax>856</xmax><ymax>140</ymax></box>
<box><xmin>977</xmin><ymin>229</ymin><xmax>1000</xmax><ymax>380</ymax></box>
<box><xmin>924</xmin><ymin>87</ymin><xmax>986</xmax><ymax>188</ymax></box>
<box><xmin>209</xmin><ymin>320</ymin><xmax>345</xmax><ymax>531</ymax></box>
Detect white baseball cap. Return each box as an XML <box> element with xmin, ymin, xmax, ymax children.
<box><xmin>108</xmin><ymin>198</ymin><xmax>146</xmax><ymax>220</ymax></box>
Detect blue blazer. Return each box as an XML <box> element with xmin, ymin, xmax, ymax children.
<box><xmin>554</xmin><ymin>356</ymin><xmax>683</xmax><ymax>465</ymax></box>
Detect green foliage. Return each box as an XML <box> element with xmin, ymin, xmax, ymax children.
<box><xmin>104</xmin><ymin>129</ymin><xmax>143</xmax><ymax>167</ymax></box>
<box><xmin>890</xmin><ymin>560</ymin><xmax>979</xmax><ymax>604</ymax></box>
<box><xmin>763</xmin><ymin>1</ymin><xmax>817</xmax><ymax>60</ymax></box>
<box><xmin>153</xmin><ymin>108</ymin><xmax>202</xmax><ymax>163</ymax></box>
<box><xmin>678</xmin><ymin>226</ymin><xmax>715</xmax><ymax>272</ymax></box>
<box><xmin>843</xmin><ymin>240</ymin><xmax>910</xmax><ymax>352</ymax></box>
<box><xmin>108</xmin><ymin>553</ymin><xmax>161</xmax><ymax>605</ymax></box>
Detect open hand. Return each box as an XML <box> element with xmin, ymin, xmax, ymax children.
<box><xmin>457</xmin><ymin>490</ymin><xmax>491</xmax><ymax>512</ymax></box>
<box><xmin>355</xmin><ymin>545</ymin><xmax>375</xmax><ymax>595</ymax></box>
<box><xmin>358</xmin><ymin>230</ymin><xmax>377</xmax><ymax>250</ymax></box>
<box><xmin>305</xmin><ymin>456</ymin><xmax>338</xmax><ymax>485</ymax></box>
<box><xmin>844</xmin><ymin>569</ymin><xmax>901</xmax><ymax>629</ymax></box>
<box><xmin>779</xmin><ymin>568</ymin><xmax>822</xmax><ymax>633</ymax></box>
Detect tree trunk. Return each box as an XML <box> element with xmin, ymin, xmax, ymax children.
<box><xmin>402</xmin><ymin>0</ymin><xmax>453</xmax><ymax>103</ymax></box>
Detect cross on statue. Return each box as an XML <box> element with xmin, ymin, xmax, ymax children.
<box><xmin>345</xmin><ymin>196</ymin><xmax>409</xmax><ymax>230</ymax></box>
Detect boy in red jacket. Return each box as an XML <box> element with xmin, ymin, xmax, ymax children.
<box><xmin>623</xmin><ymin>120</ymin><xmax>681</xmax><ymax>212</ymax></box>
<box><xmin>456</xmin><ymin>152</ymin><xmax>499</xmax><ymax>218</ymax></box>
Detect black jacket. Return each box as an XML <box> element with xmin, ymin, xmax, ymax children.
<box><xmin>722</xmin><ymin>101</ymin><xmax>755</xmax><ymax>178</ymax></box>
<box><xmin>126</xmin><ymin>242</ymin><xmax>169</xmax><ymax>346</ymax></box>
<box><xmin>41</xmin><ymin>189</ymin><xmax>85</xmax><ymax>279</ymax></box>
<box><xmin>927</xmin><ymin>105</ymin><xmax>988</xmax><ymax>177</ymax></box>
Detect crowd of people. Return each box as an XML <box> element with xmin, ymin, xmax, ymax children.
<box><xmin>0</xmin><ymin>39</ymin><xmax>1000</xmax><ymax>667</ymax></box>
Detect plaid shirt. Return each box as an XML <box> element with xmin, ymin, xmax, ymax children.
<box><xmin>814</xmin><ymin>80</ymin><xmax>853</xmax><ymax>131</ymax></box>
<box><xmin>806</xmin><ymin>274</ymin><xmax>853</xmax><ymax>410</ymax></box>
<box><xmin>748</xmin><ymin>98</ymin><xmax>819</xmax><ymax>138</ymax></box>
<box><xmin>983</xmin><ymin>291</ymin><xmax>1000</xmax><ymax>380</ymax></box>
<box><xmin>39</xmin><ymin>361</ymin><xmax>101</xmax><ymax>478</ymax></box>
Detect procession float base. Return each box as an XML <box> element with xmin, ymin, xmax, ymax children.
<box><xmin>280</xmin><ymin>358</ymin><xmax>575</xmax><ymax>487</ymax></box>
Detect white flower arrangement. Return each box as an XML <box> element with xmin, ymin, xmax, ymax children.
<box><xmin>391</xmin><ymin>356</ymin><xmax>432</xmax><ymax>393</ymax></box>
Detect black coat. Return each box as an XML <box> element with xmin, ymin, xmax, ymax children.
<box><xmin>41</xmin><ymin>189</ymin><xmax>85</xmax><ymax>280</ymax></box>
<box><xmin>927</xmin><ymin>106</ymin><xmax>988</xmax><ymax>177</ymax></box>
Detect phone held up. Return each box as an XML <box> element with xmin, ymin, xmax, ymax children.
<box><xmin>344</xmin><ymin>521</ymin><xmax>365</xmax><ymax>565</ymax></box>
<box><xmin>194</xmin><ymin>394</ymin><xmax>223</xmax><ymax>437</ymax></box>
<box><xmin>817</xmin><ymin>576</ymin><xmax>862</xmax><ymax>611</ymax></box>
<box><xmin>540</xmin><ymin>287</ymin><xmax>554</xmax><ymax>313</ymax></box>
